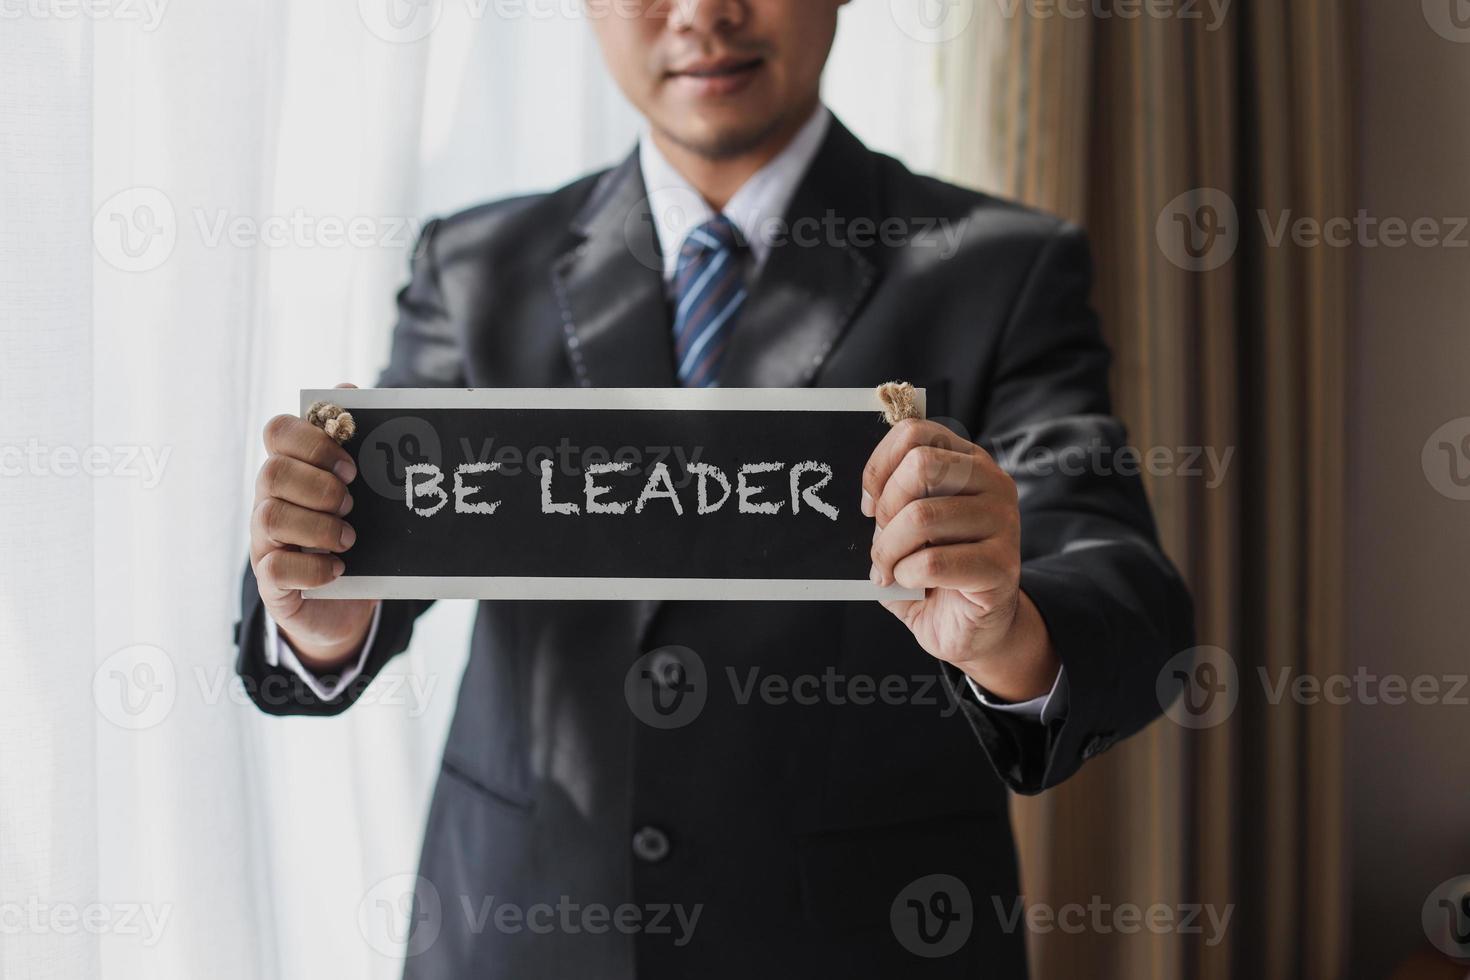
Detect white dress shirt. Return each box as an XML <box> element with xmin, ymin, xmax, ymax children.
<box><xmin>266</xmin><ymin>103</ymin><xmax>1066</xmax><ymax>722</ymax></box>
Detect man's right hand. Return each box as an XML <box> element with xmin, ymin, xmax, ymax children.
<box><xmin>249</xmin><ymin>386</ymin><xmax>378</xmax><ymax>674</ymax></box>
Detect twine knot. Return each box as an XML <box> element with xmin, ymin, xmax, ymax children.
<box><xmin>306</xmin><ymin>401</ymin><xmax>357</xmax><ymax>444</ymax></box>
<box><xmin>875</xmin><ymin>382</ymin><xmax>921</xmax><ymax>426</ymax></box>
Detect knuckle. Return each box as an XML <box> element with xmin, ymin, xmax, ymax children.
<box><xmin>862</xmin><ymin>456</ymin><xmax>884</xmax><ymax>488</ymax></box>
<box><xmin>317</xmin><ymin>514</ymin><xmax>343</xmax><ymax>547</ymax></box>
<box><xmin>910</xmin><ymin>446</ymin><xmax>945</xmax><ymax>491</ymax></box>
<box><xmin>264</xmin><ymin>414</ymin><xmax>298</xmax><ymax>446</ymax></box>
<box><xmin>256</xmin><ymin>498</ymin><xmax>286</xmax><ymax>538</ymax></box>
<box><xmin>257</xmin><ymin>549</ymin><xmax>287</xmax><ymax>582</ymax></box>
<box><xmin>259</xmin><ymin>455</ymin><xmax>288</xmax><ymax>496</ymax></box>
<box><xmin>920</xmin><ymin>548</ymin><xmax>949</xmax><ymax>578</ymax></box>
<box><xmin>909</xmin><ymin>497</ymin><xmax>941</xmax><ymax>529</ymax></box>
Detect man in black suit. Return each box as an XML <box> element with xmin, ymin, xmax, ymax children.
<box><xmin>236</xmin><ymin>1</ymin><xmax>1194</xmax><ymax>976</ymax></box>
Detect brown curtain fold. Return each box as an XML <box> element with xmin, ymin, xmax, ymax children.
<box><xmin>939</xmin><ymin>0</ymin><xmax>1352</xmax><ymax>976</ymax></box>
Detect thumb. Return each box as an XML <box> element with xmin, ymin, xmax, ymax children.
<box><xmin>335</xmin><ymin>382</ymin><xmax>359</xmax><ymax>389</ymax></box>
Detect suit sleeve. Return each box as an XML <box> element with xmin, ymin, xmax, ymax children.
<box><xmin>233</xmin><ymin>219</ymin><xmax>464</xmax><ymax>717</ymax></box>
<box><xmin>948</xmin><ymin>222</ymin><xmax>1195</xmax><ymax>793</ymax></box>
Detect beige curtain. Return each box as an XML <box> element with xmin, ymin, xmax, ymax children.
<box><xmin>937</xmin><ymin>1</ymin><xmax>1352</xmax><ymax>977</ymax></box>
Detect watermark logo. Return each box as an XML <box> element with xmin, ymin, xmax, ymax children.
<box><xmin>1157</xmin><ymin>188</ymin><xmax>1239</xmax><ymax>272</ymax></box>
<box><xmin>891</xmin><ymin>874</ymin><xmax>973</xmax><ymax>958</ymax></box>
<box><xmin>0</xmin><ymin>441</ymin><xmax>171</xmax><ymax>487</ymax></box>
<box><xmin>359</xmin><ymin>0</ymin><xmax>442</xmax><ymax>42</ymax></box>
<box><xmin>93</xmin><ymin>186</ymin><xmax>177</xmax><ymax>273</ymax></box>
<box><xmin>359</xmin><ymin>874</ymin><xmax>442</xmax><ymax>958</ymax></box>
<box><xmin>1422</xmin><ymin>417</ymin><xmax>1470</xmax><ymax>500</ymax></box>
<box><xmin>890</xmin><ymin>0</ymin><xmax>974</xmax><ymax>42</ymax></box>
<box><xmin>624</xmin><ymin>185</ymin><xmax>706</xmax><ymax>273</ymax></box>
<box><xmin>0</xmin><ymin>0</ymin><xmax>170</xmax><ymax>31</ymax></box>
<box><xmin>990</xmin><ymin>0</ymin><xmax>1231</xmax><ymax>30</ymax></box>
<box><xmin>625</xmin><ymin>646</ymin><xmax>707</xmax><ymax>729</ymax></box>
<box><xmin>993</xmin><ymin>895</ymin><xmax>1233</xmax><ymax>944</ymax></box>
<box><xmin>1423</xmin><ymin>0</ymin><xmax>1470</xmax><ymax>43</ymax></box>
<box><xmin>1422</xmin><ymin>875</ymin><xmax>1470</xmax><ymax>960</ymax></box>
<box><xmin>1157</xmin><ymin>646</ymin><xmax>1238</xmax><ymax>730</ymax></box>
<box><xmin>0</xmin><ymin>898</ymin><xmax>172</xmax><ymax>945</ymax></box>
<box><xmin>93</xmin><ymin>644</ymin><xmax>177</xmax><ymax>730</ymax></box>
<box><xmin>359</xmin><ymin>415</ymin><xmax>443</xmax><ymax>502</ymax></box>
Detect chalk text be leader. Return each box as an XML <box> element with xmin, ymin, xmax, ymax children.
<box><xmin>404</xmin><ymin>458</ymin><xmax>842</xmax><ymax>520</ymax></box>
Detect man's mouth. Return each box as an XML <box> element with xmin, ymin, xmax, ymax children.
<box><xmin>666</xmin><ymin>56</ymin><xmax>766</xmax><ymax>96</ymax></box>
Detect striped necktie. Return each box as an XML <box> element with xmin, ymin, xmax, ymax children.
<box><xmin>672</xmin><ymin>215</ymin><xmax>747</xmax><ymax>388</ymax></box>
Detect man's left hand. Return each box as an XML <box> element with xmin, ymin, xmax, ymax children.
<box><xmin>862</xmin><ymin>419</ymin><xmax>1060</xmax><ymax>703</ymax></box>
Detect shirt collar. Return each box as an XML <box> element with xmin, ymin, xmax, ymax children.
<box><xmin>639</xmin><ymin>105</ymin><xmax>832</xmax><ymax>283</ymax></box>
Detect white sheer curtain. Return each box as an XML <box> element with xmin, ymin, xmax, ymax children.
<box><xmin>2</xmin><ymin>3</ymin><xmax>955</xmax><ymax>977</ymax></box>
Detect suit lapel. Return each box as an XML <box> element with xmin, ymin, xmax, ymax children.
<box><xmin>718</xmin><ymin>120</ymin><xmax>881</xmax><ymax>390</ymax></box>
<box><xmin>551</xmin><ymin>152</ymin><xmax>677</xmax><ymax>388</ymax></box>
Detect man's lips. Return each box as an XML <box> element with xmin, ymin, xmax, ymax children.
<box><xmin>665</xmin><ymin>56</ymin><xmax>766</xmax><ymax>96</ymax></box>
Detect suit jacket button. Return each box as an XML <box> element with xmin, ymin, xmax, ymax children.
<box><xmin>633</xmin><ymin>826</ymin><xmax>671</xmax><ymax>864</ymax></box>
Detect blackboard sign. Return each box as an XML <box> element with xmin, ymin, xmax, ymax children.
<box><xmin>302</xmin><ymin>388</ymin><xmax>925</xmax><ymax>601</ymax></box>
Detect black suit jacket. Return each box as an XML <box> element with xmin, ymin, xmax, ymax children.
<box><xmin>236</xmin><ymin>118</ymin><xmax>1193</xmax><ymax>979</ymax></box>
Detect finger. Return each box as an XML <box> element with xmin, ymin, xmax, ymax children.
<box><xmin>872</xmin><ymin>446</ymin><xmax>994</xmax><ymax>528</ymax></box>
<box><xmin>251</xmin><ymin>498</ymin><xmax>357</xmax><ymax>556</ymax></box>
<box><xmin>335</xmin><ymin>382</ymin><xmax>358</xmax><ymax>389</ymax></box>
<box><xmin>257</xmin><ymin>455</ymin><xmax>353</xmax><ymax>517</ymax></box>
<box><xmin>861</xmin><ymin>419</ymin><xmax>978</xmax><ymax>518</ymax></box>
<box><xmin>256</xmin><ymin>550</ymin><xmax>345</xmax><ymax>598</ymax></box>
<box><xmin>891</xmin><ymin>540</ymin><xmax>1017</xmax><ymax>595</ymax></box>
<box><xmin>262</xmin><ymin>414</ymin><xmax>357</xmax><ymax>484</ymax></box>
<box><xmin>871</xmin><ymin>496</ymin><xmax>1006</xmax><ymax>586</ymax></box>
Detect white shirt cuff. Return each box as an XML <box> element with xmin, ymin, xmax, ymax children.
<box><xmin>966</xmin><ymin>667</ymin><xmax>1068</xmax><ymax>724</ymax></box>
<box><xmin>263</xmin><ymin>604</ymin><xmax>381</xmax><ymax>701</ymax></box>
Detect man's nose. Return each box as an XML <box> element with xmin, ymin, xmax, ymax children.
<box><xmin>668</xmin><ymin>0</ymin><xmax>749</xmax><ymax>35</ymax></box>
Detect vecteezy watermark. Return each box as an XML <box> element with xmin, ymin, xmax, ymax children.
<box><xmin>993</xmin><ymin>439</ymin><xmax>1235</xmax><ymax>489</ymax></box>
<box><xmin>1256</xmin><ymin>210</ymin><xmax>1470</xmax><ymax>250</ymax></box>
<box><xmin>1158</xmin><ymin>188</ymin><xmax>1470</xmax><ymax>271</ymax></box>
<box><xmin>625</xmin><ymin>646</ymin><xmax>708</xmax><ymax>730</ymax></box>
<box><xmin>889</xmin><ymin>0</ymin><xmax>975</xmax><ymax>43</ymax></box>
<box><xmin>1156</xmin><ymin>188</ymin><xmax>1240</xmax><ymax>272</ymax></box>
<box><xmin>356</xmin><ymin>416</ymin><xmax>720</xmax><ymax>504</ymax></box>
<box><xmin>1423</xmin><ymin>0</ymin><xmax>1470</xmax><ymax>43</ymax></box>
<box><xmin>1422</xmin><ymin>417</ymin><xmax>1470</xmax><ymax>501</ymax></box>
<box><xmin>0</xmin><ymin>898</ymin><xmax>173</xmax><ymax>946</ymax></box>
<box><xmin>1157</xmin><ymin>646</ymin><xmax>1239</xmax><ymax>730</ymax></box>
<box><xmin>94</xmin><ymin>646</ymin><xmax>439</xmax><ymax>728</ymax></box>
<box><xmin>1423</xmin><ymin>875</ymin><xmax>1470</xmax><ymax>961</ymax></box>
<box><xmin>624</xmin><ymin>647</ymin><xmax>968</xmax><ymax>728</ymax></box>
<box><xmin>0</xmin><ymin>0</ymin><xmax>169</xmax><ymax>30</ymax></box>
<box><xmin>357</xmin><ymin>874</ymin><xmax>703</xmax><ymax>958</ymax></box>
<box><xmin>94</xmin><ymin>644</ymin><xmax>178</xmax><ymax>730</ymax></box>
<box><xmin>195</xmin><ymin>665</ymin><xmax>441</xmax><ymax>718</ymax></box>
<box><xmin>94</xmin><ymin>187</ymin><xmax>424</xmax><ymax>274</ymax></box>
<box><xmin>93</xmin><ymin>187</ymin><xmax>178</xmax><ymax>274</ymax></box>
<box><xmin>892</xmin><ymin>875</ymin><xmax>974</xmax><ymax>958</ymax></box>
<box><xmin>727</xmin><ymin>666</ymin><xmax>964</xmax><ymax>717</ymax></box>
<box><xmin>360</xmin><ymin>874</ymin><xmax>442</xmax><ymax>958</ymax></box>
<box><xmin>622</xmin><ymin>185</ymin><xmax>970</xmax><ymax>273</ymax></box>
<box><xmin>1157</xmin><ymin>646</ymin><xmax>1470</xmax><ymax>729</ymax></box>
<box><xmin>1258</xmin><ymin>666</ymin><xmax>1470</xmax><ymax>708</ymax></box>
<box><xmin>991</xmin><ymin>0</ymin><xmax>1231</xmax><ymax>31</ymax></box>
<box><xmin>992</xmin><ymin>896</ymin><xmax>1234</xmax><ymax>946</ymax></box>
<box><xmin>0</xmin><ymin>440</ymin><xmax>171</xmax><ymax>488</ymax></box>
<box><xmin>356</xmin><ymin>0</ymin><xmax>733</xmax><ymax>44</ymax></box>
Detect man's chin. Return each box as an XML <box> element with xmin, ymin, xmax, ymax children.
<box><xmin>656</xmin><ymin>113</ymin><xmax>788</xmax><ymax>162</ymax></box>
